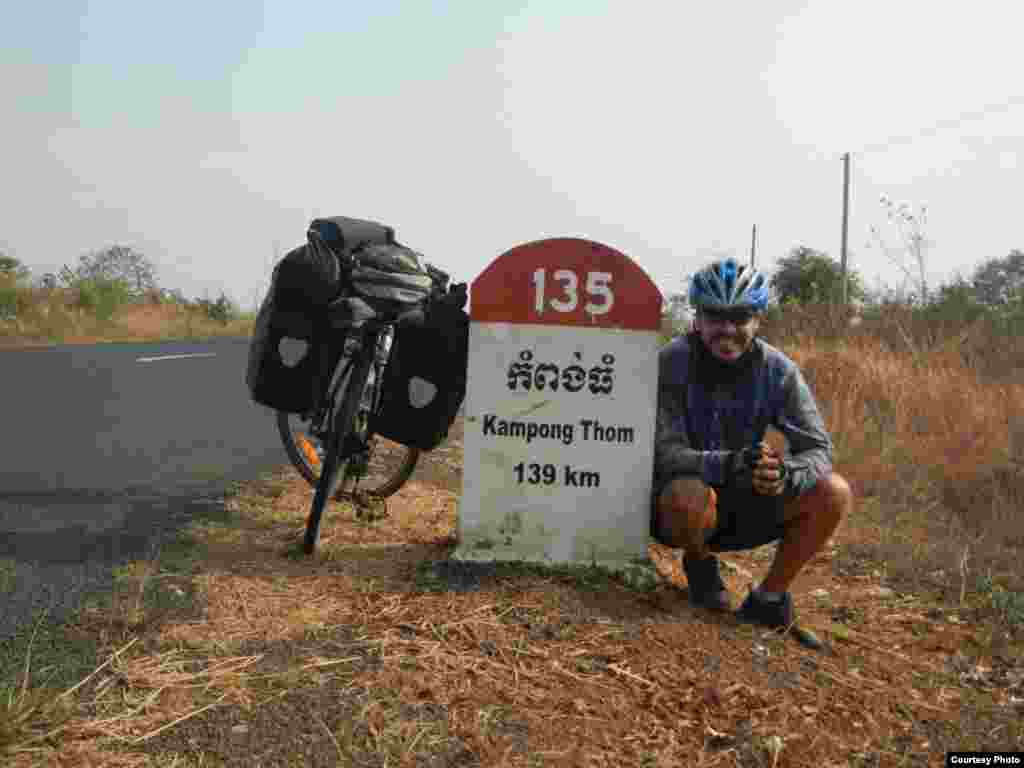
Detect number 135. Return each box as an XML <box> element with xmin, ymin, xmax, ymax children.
<box><xmin>532</xmin><ymin>269</ymin><xmax>614</xmax><ymax>316</ymax></box>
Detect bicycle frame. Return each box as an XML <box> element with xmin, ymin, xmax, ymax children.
<box><xmin>307</xmin><ymin>323</ymin><xmax>392</xmax><ymax>445</ymax></box>
<box><xmin>303</xmin><ymin>318</ymin><xmax>397</xmax><ymax>554</ymax></box>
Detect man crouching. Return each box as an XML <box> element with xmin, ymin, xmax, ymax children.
<box><xmin>653</xmin><ymin>258</ymin><xmax>853</xmax><ymax>647</ymax></box>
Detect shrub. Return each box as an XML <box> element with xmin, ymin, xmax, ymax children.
<box><xmin>0</xmin><ymin>285</ymin><xmax>16</xmax><ymax>320</ymax></box>
<box><xmin>193</xmin><ymin>292</ymin><xmax>237</xmax><ymax>325</ymax></box>
<box><xmin>75</xmin><ymin>277</ymin><xmax>131</xmax><ymax>322</ymax></box>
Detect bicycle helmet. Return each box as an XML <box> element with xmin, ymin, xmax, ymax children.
<box><xmin>688</xmin><ymin>258</ymin><xmax>769</xmax><ymax>311</ymax></box>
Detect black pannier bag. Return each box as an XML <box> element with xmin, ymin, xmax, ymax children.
<box><xmin>308</xmin><ymin>216</ymin><xmax>395</xmax><ymax>258</ymax></box>
<box><xmin>247</xmin><ymin>215</ymin><xmax>433</xmax><ymax>414</ymax></box>
<box><xmin>247</xmin><ymin>216</ymin><xmax>394</xmax><ymax>413</ymax></box>
<box><xmin>347</xmin><ymin>243</ymin><xmax>434</xmax><ymax>309</ymax></box>
<box><xmin>272</xmin><ymin>241</ymin><xmax>341</xmax><ymax>309</ymax></box>
<box><xmin>246</xmin><ymin>258</ymin><xmax>347</xmax><ymax>414</ymax></box>
<box><xmin>309</xmin><ymin>216</ymin><xmax>433</xmax><ymax>311</ymax></box>
<box><xmin>370</xmin><ymin>291</ymin><xmax>469</xmax><ymax>451</ymax></box>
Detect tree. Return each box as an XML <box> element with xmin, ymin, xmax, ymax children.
<box><xmin>770</xmin><ymin>246</ymin><xmax>865</xmax><ymax>305</ymax></box>
<box><xmin>923</xmin><ymin>273</ymin><xmax>989</xmax><ymax>326</ymax></box>
<box><xmin>0</xmin><ymin>254</ymin><xmax>30</xmax><ymax>320</ymax></box>
<box><xmin>0</xmin><ymin>254</ymin><xmax>31</xmax><ymax>284</ymax></box>
<box><xmin>59</xmin><ymin>245</ymin><xmax>158</xmax><ymax>297</ymax></box>
<box><xmin>869</xmin><ymin>195</ymin><xmax>931</xmax><ymax>305</ymax></box>
<box><xmin>661</xmin><ymin>291</ymin><xmax>692</xmax><ymax>336</ymax></box>
<box><xmin>971</xmin><ymin>249</ymin><xmax>1024</xmax><ymax>308</ymax></box>
<box><xmin>194</xmin><ymin>291</ymin><xmax>237</xmax><ymax>325</ymax></box>
<box><xmin>666</xmin><ymin>291</ymin><xmax>689</xmax><ymax>316</ymax></box>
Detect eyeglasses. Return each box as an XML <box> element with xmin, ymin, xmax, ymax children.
<box><xmin>699</xmin><ymin>308</ymin><xmax>756</xmax><ymax>326</ymax></box>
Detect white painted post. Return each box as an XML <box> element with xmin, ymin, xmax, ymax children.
<box><xmin>454</xmin><ymin>238</ymin><xmax>664</xmax><ymax>570</ymax></box>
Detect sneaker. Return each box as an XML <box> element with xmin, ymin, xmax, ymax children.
<box><xmin>682</xmin><ymin>554</ymin><xmax>731</xmax><ymax>612</ymax></box>
<box><xmin>736</xmin><ymin>588</ymin><xmax>795</xmax><ymax>629</ymax></box>
<box><xmin>736</xmin><ymin>589</ymin><xmax>825</xmax><ymax>650</ymax></box>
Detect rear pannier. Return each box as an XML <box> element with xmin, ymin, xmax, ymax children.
<box><xmin>369</xmin><ymin>290</ymin><xmax>469</xmax><ymax>451</ymax></box>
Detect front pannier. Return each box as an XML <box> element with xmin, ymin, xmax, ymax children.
<box><xmin>245</xmin><ymin>257</ymin><xmax>345</xmax><ymax>414</ymax></box>
<box><xmin>369</xmin><ymin>295</ymin><xmax>469</xmax><ymax>451</ymax></box>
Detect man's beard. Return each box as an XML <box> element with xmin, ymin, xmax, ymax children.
<box><xmin>692</xmin><ymin>332</ymin><xmax>757</xmax><ymax>387</ymax></box>
<box><xmin>710</xmin><ymin>335</ymin><xmax>746</xmax><ymax>359</ymax></box>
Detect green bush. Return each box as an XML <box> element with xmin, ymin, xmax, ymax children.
<box><xmin>193</xmin><ymin>292</ymin><xmax>237</xmax><ymax>325</ymax></box>
<box><xmin>76</xmin><ymin>278</ymin><xmax>131</xmax><ymax>322</ymax></box>
<box><xmin>0</xmin><ymin>285</ymin><xmax>16</xmax><ymax>319</ymax></box>
<box><xmin>978</xmin><ymin>573</ymin><xmax>1024</xmax><ymax>628</ymax></box>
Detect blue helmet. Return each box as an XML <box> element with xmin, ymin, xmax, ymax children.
<box><xmin>688</xmin><ymin>258</ymin><xmax>769</xmax><ymax>311</ymax></box>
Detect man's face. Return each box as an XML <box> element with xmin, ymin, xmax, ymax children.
<box><xmin>695</xmin><ymin>307</ymin><xmax>760</xmax><ymax>363</ymax></box>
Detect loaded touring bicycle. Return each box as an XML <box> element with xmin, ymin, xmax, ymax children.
<box><xmin>246</xmin><ymin>216</ymin><xmax>469</xmax><ymax>554</ymax></box>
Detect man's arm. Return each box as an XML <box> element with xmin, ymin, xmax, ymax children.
<box><xmin>775</xmin><ymin>366</ymin><xmax>833</xmax><ymax>498</ymax></box>
<box><xmin>654</xmin><ymin>350</ymin><xmax>735</xmax><ymax>488</ymax></box>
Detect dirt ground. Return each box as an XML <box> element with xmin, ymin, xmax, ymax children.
<box><xmin>6</xmin><ymin>417</ymin><xmax>1023</xmax><ymax>767</ymax></box>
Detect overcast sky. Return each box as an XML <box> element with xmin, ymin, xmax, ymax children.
<box><xmin>4</xmin><ymin>0</ymin><xmax>1022</xmax><ymax>310</ymax></box>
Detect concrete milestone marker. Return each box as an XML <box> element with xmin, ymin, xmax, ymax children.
<box><xmin>455</xmin><ymin>238</ymin><xmax>664</xmax><ymax>569</ymax></box>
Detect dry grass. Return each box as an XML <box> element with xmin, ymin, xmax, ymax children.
<box><xmin>0</xmin><ymin>285</ymin><xmax>254</xmax><ymax>348</ymax></box>
<box><xmin>781</xmin><ymin>330</ymin><xmax>1024</xmax><ymax>603</ymax></box>
<box><xmin>3</xmin><ymin>304</ymin><xmax>1024</xmax><ymax>765</ymax></box>
<box><xmin>4</xmin><ymin>468</ymin><xmax>1023</xmax><ymax>764</ymax></box>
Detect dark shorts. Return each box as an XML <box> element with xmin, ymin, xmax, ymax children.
<box><xmin>651</xmin><ymin>481</ymin><xmax>789</xmax><ymax>553</ymax></box>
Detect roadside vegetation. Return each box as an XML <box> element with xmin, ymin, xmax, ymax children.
<box><xmin>2</xmin><ymin>240</ymin><xmax>1023</xmax><ymax>765</ymax></box>
<box><xmin>0</xmin><ymin>250</ymin><xmax>253</xmax><ymax>347</ymax></box>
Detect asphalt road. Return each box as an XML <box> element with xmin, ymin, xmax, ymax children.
<box><xmin>0</xmin><ymin>338</ymin><xmax>292</xmax><ymax>636</ymax></box>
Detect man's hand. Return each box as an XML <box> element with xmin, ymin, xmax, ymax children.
<box><xmin>749</xmin><ymin>442</ymin><xmax>786</xmax><ymax>497</ymax></box>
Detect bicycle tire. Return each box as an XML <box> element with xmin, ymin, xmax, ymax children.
<box><xmin>276</xmin><ymin>357</ymin><xmax>420</xmax><ymax>500</ymax></box>
<box><xmin>304</xmin><ymin>348</ymin><xmax>375</xmax><ymax>554</ymax></box>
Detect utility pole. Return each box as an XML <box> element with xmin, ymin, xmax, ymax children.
<box><xmin>840</xmin><ymin>153</ymin><xmax>851</xmax><ymax>305</ymax></box>
<box><xmin>750</xmin><ymin>224</ymin><xmax>757</xmax><ymax>268</ymax></box>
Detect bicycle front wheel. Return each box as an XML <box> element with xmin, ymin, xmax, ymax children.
<box><xmin>303</xmin><ymin>350</ymin><xmax>369</xmax><ymax>554</ymax></box>
<box><xmin>277</xmin><ymin>411</ymin><xmax>420</xmax><ymax>500</ymax></box>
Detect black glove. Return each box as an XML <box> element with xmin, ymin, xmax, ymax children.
<box><xmin>727</xmin><ymin>446</ymin><xmax>788</xmax><ymax>485</ymax></box>
<box><xmin>727</xmin><ymin>447</ymin><xmax>757</xmax><ymax>484</ymax></box>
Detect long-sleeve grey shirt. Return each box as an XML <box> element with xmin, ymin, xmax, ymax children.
<box><xmin>653</xmin><ymin>334</ymin><xmax>833</xmax><ymax>499</ymax></box>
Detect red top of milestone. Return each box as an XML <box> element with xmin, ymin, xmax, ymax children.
<box><xmin>470</xmin><ymin>238</ymin><xmax>663</xmax><ymax>331</ymax></box>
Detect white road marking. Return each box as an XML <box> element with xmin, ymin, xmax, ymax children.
<box><xmin>136</xmin><ymin>353</ymin><xmax>218</xmax><ymax>363</ymax></box>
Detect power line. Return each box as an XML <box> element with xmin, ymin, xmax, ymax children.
<box><xmin>852</xmin><ymin>95</ymin><xmax>1024</xmax><ymax>155</ymax></box>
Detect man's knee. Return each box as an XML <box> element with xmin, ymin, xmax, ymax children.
<box><xmin>819</xmin><ymin>473</ymin><xmax>853</xmax><ymax>516</ymax></box>
<box><xmin>786</xmin><ymin>472</ymin><xmax>852</xmax><ymax>524</ymax></box>
<box><xmin>653</xmin><ymin>477</ymin><xmax>717</xmax><ymax>547</ymax></box>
